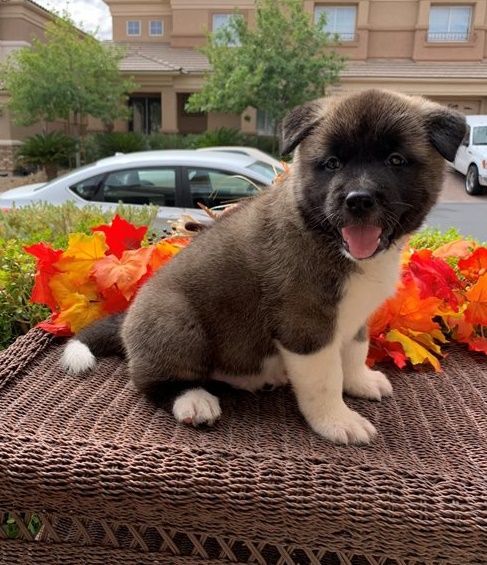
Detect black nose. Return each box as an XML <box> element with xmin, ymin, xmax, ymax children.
<box><xmin>345</xmin><ymin>191</ymin><xmax>376</xmax><ymax>213</ymax></box>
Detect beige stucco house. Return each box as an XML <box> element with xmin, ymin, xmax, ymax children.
<box><xmin>105</xmin><ymin>0</ymin><xmax>487</xmax><ymax>137</ymax></box>
<box><xmin>2</xmin><ymin>0</ymin><xmax>487</xmax><ymax>172</ymax></box>
<box><xmin>0</xmin><ymin>0</ymin><xmax>57</xmax><ymax>172</ymax></box>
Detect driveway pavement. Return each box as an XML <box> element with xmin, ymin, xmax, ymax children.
<box><xmin>426</xmin><ymin>166</ymin><xmax>487</xmax><ymax>241</ymax></box>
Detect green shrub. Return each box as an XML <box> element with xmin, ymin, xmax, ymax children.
<box><xmin>88</xmin><ymin>132</ymin><xmax>147</xmax><ymax>161</ymax></box>
<box><xmin>0</xmin><ymin>238</ymin><xmax>49</xmax><ymax>349</ymax></box>
<box><xmin>243</xmin><ymin>134</ymin><xmax>279</xmax><ymax>158</ymax></box>
<box><xmin>17</xmin><ymin>131</ymin><xmax>77</xmax><ymax>180</ymax></box>
<box><xmin>409</xmin><ymin>227</ymin><xmax>479</xmax><ymax>249</ymax></box>
<box><xmin>0</xmin><ymin>201</ymin><xmax>158</xmax><ymax>248</ymax></box>
<box><xmin>1</xmin><ymin>514</ymin><xmax>41</xmax><ymax>539</ymax></box>
<box><xmin>82</xmin><ymin>130</ymin><xmax>282</xmax><ymax>165</ymax></box>
<box><xmin>146</xmin><ymin>132</ymin><xmax>196</xmax><ymax>150</ymax></box>
<box><xmin>0</xmin><ymin>202</ymin><xmax>158</xmax><ymax>349</ymax></box>
<box><xmin>190</xmin><ymin>127</ymin><xmax>245</xmax><ymax>149</ymax></box>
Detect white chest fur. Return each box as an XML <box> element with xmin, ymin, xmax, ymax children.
<box><xmin>336</xmin><ymin>245</ymin><xmax>403</xmax><ymax>343</ymax></box>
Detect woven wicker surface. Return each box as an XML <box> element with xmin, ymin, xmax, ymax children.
<box><xmin>0</xmin><ymin>329</ymin><xmax>486</xmax><ymax>564</ymax></box>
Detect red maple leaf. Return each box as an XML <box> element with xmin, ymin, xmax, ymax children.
<box><xmin>466</xmin><ymin>336</ymin><xmax>487</xmax><ymax>355</ymax></box>
<box><xmin>458</xmin><ymin>248</ymin><xmax>487</xmax><ymax>282</ymax></box>
<box><xmin>91</xmin><ymin>214</ymin><xmax>147</xmax><ymax>258</ymax></box>
<box><xmin>367</xmin><ymin>335</ymin><xmax>407</xmax><ymax>369</ymax></box>
<box><xmin>100</xmin><ymin>285</ymin><xmax>130</xmax><ymax>314</ymax></box>
<box><xmin>37</xmin><ymin>313</ymin><xmax>72</xmax><ymax>336</ymax></box>
<box><xmin>24</xmin><ymin>242</ymin><xmax>63</xmax><ymax>311</ymax></box>
<box><xmin>403</xmin><ymin>249</ymin><xmax>463</xmax><ymax>311</ymax></box>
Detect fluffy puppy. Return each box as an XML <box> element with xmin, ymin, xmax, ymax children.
<box><xmin>62</xmin><ymin>89</ymin><xmax>465</xmax><ymax>445</ymax></box>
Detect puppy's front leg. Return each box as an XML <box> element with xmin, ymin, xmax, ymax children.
<box><xmin>279</xmin><ymin>343</ymin><xmax>376</xmax><ymax>445</ymax></box>
<box><xmin>342</xmin><ymin>327</ymin><xmax>393</xmax><ymax>401</ymax></box>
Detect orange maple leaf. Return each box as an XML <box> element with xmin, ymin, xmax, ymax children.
<box><xmin>368</xmin><ymin>302</ymin><xmax>392</xmax><ymax>337</ymax></box>
<box><xmin>433</xmin><ymin>239</ymin><xmax>477</xmax><ymax>260</ymax></box>
<box><xmin>384</xmin><ymin>279</ymin><xmax>442</xmax><ymax>333</ymax></box>
<box><xmin>464</xmin><ymin>273</ymin><xmax>487</xmax><ymax>325</ymax></box>
<box><xmin>55</xmin><ymin>232</ymin><xmax>108</xmax><ymax>283</ymax></box>
<box><xmin>149</xmin><ymin>240</ymin><xmax>182</xmax><ymax>272</ymax></box>
<box><xmin>92</xmin><ymin>247</ymin><xmax>153</xmax><ymax>301</ymax></box>
<box><xmin>443</xmin><ymin>314</ymin><xmax>475</xmax><ymax>342</ymax></box>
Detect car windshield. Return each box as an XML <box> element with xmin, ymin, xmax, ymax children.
<box><xmin>33</xmin><ymin>163</ymin><xmax>99</xmax><ymax>191</ymax></box>
<box><xmin>472</xmin><ymin>126</ymin><xmax>487</xmax><ymax>145</ymax></box>
<box><xmin>246</xmin><ymin>160</ymin><xmax>283</xmax><ymax>182</ymax></box>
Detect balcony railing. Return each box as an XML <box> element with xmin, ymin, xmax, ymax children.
<box><xmin>427</xmin><ymin>31</ymin><xmax>470</xmax><ymax>42</ymax></box>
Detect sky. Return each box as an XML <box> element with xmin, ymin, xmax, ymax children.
<box><xmin>36</xmin><ymin>0</ymin><xmax>113</xmax><ymax>40</ymax></box>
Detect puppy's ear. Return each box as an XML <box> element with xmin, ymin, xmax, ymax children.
<box><xmin>423</xmin><ymin>106</ymin><xmax>466</xmax><ymax>162</ymax></box>
<box><xmin>281</xmin><ymin>101</ymin><xmax>321</xmax><ymax>156</ymax></box>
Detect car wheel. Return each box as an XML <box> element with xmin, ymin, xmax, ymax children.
<box><xmin>465</xmin><ymin>164</ymin><xmax>483</xmax><ymax>195</ymax></box>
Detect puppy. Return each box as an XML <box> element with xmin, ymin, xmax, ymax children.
<box><xmin>62</xmin><ymin>89</ymin><xmax>465</xmax><ymax>445</ymax></box>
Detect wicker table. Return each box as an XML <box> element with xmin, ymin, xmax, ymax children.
<box><xmin>0</xmin><ymin>329</ymin><xmax>486</xmax><ymax>564</ymax></box>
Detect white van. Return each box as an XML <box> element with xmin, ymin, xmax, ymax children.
<box><xmin>453</xmin><ymin>115</ymin><xmax>487</xmax><ymax>195</ymax></box>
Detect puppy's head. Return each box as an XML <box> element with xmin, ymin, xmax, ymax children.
<box><xmin>282</xmin><ymin>89</ymin><xmax>466</xmax><ymax>261</ymax></box>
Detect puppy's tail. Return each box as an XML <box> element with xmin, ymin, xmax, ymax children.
<box><xmin>60</xmin><ymin>313</ymin><xmax>126</xmax><ymax>375</ymax></box>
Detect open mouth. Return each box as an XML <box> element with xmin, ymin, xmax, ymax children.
<box><xmin>341</xmin><ymin>224</ymin><xmax>387</xmax><ymax>260</ymax></box>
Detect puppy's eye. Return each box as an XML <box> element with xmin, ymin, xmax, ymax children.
<box><xmin>386</xmin><ymin>153</ymin><xmax>408</xmax><ymax>167</ymax></box>
<box><xmin>319</xmin><ymin>156</ymin><xmax>342</xmax><ymax>171</ymax></box>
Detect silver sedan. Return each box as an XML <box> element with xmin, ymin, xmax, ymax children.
<box><xmin>0</xmin><ymin>150</ymin><xmax>282</xmax><ymax>231</ymax></box>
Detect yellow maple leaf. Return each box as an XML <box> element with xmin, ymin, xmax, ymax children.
<box><xmin>386</xmin><ymin>328</ymin><xmax>441</xmax><ymax>372</ymax></box>
<box><xmin>56</xmin><ymin>294</ymin><xmax>105</xmax><ymax>333</ymax></box>
<box><xmin>49</xmin><ymin>272</ymin><xmax>104</xmax><ymax>332</ymax></box>
<box><xmin>406</xmin><ymin>329</ymin><xmax>446</xmax><ymax>356</ymax></box>
<box><xmin>55</xmin><ymin>232</ymin><xmax>108</xmax><ymax>283</ymax></box>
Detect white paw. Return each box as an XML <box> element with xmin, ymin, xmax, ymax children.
<box><xmin>172</xmin><ymin>388</ymin><xmax>221</xmax><ymax>427</ymax></box>
<box><xmin>61</xmin><ymin>339</ymin><xmax>96</xmax><ymax>375</ymax></box>
<box><xmin>309</xmin><ymin>404</ymin><xmax>377</xmax><ymax>445</ymax></box>
<box><xmin>344</xmin><ymin>369</ymin><xmax>393</xmax><ymax>401</ymax></box>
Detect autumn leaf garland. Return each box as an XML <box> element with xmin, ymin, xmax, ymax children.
<box><xmin>25</xmin><ymin>215</ymin><xmax>189</xmax><ymax>336</ymax></box>
<box><xmin>26</xmin><ymin>215</ymin><xmax>487</xmax><ymax>371</ymax></box>
<box><xmin>367</xmin><ymin>244</ymin><xmax>487</xmax><ymax>370</ymax></box>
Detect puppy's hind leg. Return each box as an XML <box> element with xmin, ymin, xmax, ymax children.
<box><xmin>342</xmin><ymin>326</ymin><xmax>393</xmax><ymax>401</ymax></box>
<box><xmin>122</xmin><ymin>291</ymin><xmax>221</xmax><ymax>427</ymax></box>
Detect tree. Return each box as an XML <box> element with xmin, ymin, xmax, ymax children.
<box><xmin>1</xmin><ymin>15</ymin><xmax>136</xmax><ymax>155</ymax></box>
<box><xmin>186</xmin><ymin>0</ymin><xmax>345</xmax><ymax>150</ymax></box>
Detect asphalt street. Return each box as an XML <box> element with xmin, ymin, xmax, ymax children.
<box><xmin>426</xmin><ymin>167</ymin><xmax>487</xmax><ymax>241</ymax></box>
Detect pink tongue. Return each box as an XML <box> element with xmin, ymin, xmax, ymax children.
<box><xmin>341</xmin><ymin>225</ymin><xmax>382</xmax><ymax>259</ymax></box>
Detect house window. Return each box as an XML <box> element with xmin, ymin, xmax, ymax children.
<box><xmin>127</xmin><ymin>20</ymin><xmax>141</xmax><ymax>36</ymax></box>
<box><xmin>314</xmin><ymin>5</ymin><xmax>357</xmax><ymax>42</ymax></box>
<box><xmin>256</xmin><ymin>110</ymin><xmax>275</xmax><ymax>136</ymax></box>
<box><xmin>149</xmin><ymin>20</ymin><xmax>164</xmax><ymax>36</ymax></box>
<box><xmin>212</xmin><ymin>13</ymin><xmax>240</xmax><ymax>45</ymax></box>
<box><xmin>212</xmin><ymin>13</ymin><xmax>233</xmax><ymax>32</ymax></box>
<box><xmin>428</xmin><ymin>6</ymin><xmax>472</xmax><ymax>42</ymax></box>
